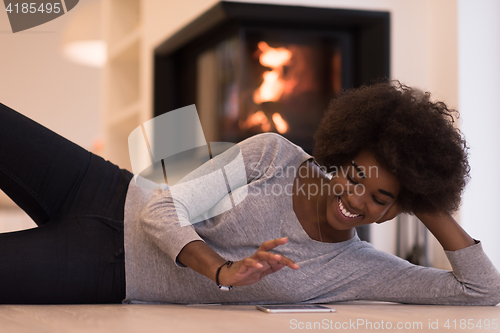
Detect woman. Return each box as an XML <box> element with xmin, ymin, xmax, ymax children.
<box><xmin>1</xmin><ymin>82</ymin><xmax>499</xmax><ymax>305</ymax></box>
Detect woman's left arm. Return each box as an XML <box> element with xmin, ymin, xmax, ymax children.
<box><xmin>415</xmin><ymin>211</ymin><xmax>475</xmax><ymax>251</ymax></box>
<box><xmin>356</xmin><ymin>210</ymin><xmax>500</xmax><ymax>305</ymax></box>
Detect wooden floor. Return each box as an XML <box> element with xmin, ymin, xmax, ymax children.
<box><xmin>0</xmin><ymin>302</ymin><xmax>498</xmax><ymax>333</ymax></box>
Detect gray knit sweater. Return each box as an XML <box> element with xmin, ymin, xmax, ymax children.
<box><xmin>123</xmin><ymin>133</ymin><xmax>500</xmax><ymax>305</ymax></box>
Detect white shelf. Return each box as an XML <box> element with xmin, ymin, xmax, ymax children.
<box><xmin>106</xmin><ymin>38</ymin><xmax>140</xmax><ymax>124</ymax></box>
<box><xmin>102</xmin><ymin>0</ymin><xmax>143</xmax><ymax>169</ymax></box>
<box><xmin>107</xmin><ymin>0</ymin><xmax>141</xmax><ymax>44</ymax></box>
<box><xmin>105</xmin><ymin>111</ymin><xmax>140</xmax><ymax>171</ymax></box>
<box><xmin>108</xmin><ymin>27</ymin><xmax>141</xmax><ymax>61</ymax></box>
<box><xmin>108</xmin><ymin>101</ymin><xmax>141</xmax><ymax>129</ymax></box>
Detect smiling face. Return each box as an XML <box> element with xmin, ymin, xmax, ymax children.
<box><xmin>325</xmin><ymin>150</ymin><xmax>401</xmax><ymax>231</ymax></box>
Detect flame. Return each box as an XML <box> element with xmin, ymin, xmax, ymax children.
<box><xmin>240</xmin><ymin>110</ymin><xmax>271</xmax><ymax>132</ymax></box>
<box><xmin>258</xmin><ymin>41</ymin><xmax>292</xmax><ymax>68</ymax></box>
<box><xmin>253</xmin><ymin>42</ymin><xmax>292</xmax><ymax>104</ymax></box>
<box><xmin>244</xmin><ymin>42</ymin><xmax>291</xmax><ymax>134</ymax></box>
<box><xmin>253</xmin><ymin>71</ymin><xmax>285</xmax><ymax>104</ymax></box>
<box><xmin>272</xmin><ymin>113</ymin><xmax>288</xmax><ymax>133</ymax></box>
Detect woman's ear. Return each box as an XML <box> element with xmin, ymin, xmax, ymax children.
<box><xmin>376</xmin><ymin>202</ymin><xmax>401</xmax><ymax>224</ymax></box>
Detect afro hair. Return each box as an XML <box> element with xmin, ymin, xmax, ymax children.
<box><xmin>313</xmin><ymin>81</ymin><xmax>470</xmax><ymax>214</ymax></box>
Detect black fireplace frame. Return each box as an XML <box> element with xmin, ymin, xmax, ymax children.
<box><xmin>153</xmin><ymin>1</ymin><xmax>390</xmax><ymax>117</ymax></box>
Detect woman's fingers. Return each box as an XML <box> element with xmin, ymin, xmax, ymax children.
<box><xmin>224</xmin><ymin>238</ymin><xmax>300</xmax><ymax>286</ymax></box>
<box><xmin>241</xmin><ymin>257</ymin><xmax>263</xmax><ymax>269</ymax></box>
<box><xmin>254</xmin><ymin>251</ymin><xmax>299</xmax><ymax>269</ymax></box>
<box><xmin>253</xmin><ymin>251</ymin><xmax>282</xmax><ymax>265</ymax></box>
<box><xmin>251</xmin><ymin>238</ymin><xmax>300</xmax><ymax>270</ymax></box>
<box><xmin>258</xmin><ymin>237</ymin><xmax>289</xmax><ymax>252</ymax></box>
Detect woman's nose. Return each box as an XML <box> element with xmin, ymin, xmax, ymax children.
<box><xmin>347</xmin><ymin>192</ymin><xmax>365</xmax><ymax>212</ymax></box>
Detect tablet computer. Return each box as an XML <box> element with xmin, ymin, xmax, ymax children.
<box><xmin>255</xmin><ymin>304</ymin><xmax>336</xmax><ymax>313</ymax></box>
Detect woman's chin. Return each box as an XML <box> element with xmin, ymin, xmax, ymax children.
<box><xmin>326</xmin><ymin>216</ymin><xmax>356</xmax><ymax>231</ymax></box>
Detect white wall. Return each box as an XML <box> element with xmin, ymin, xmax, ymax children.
<box><xmin>0</xmin><ymin>0</ymin><xmax>102</xmax><ymax>150</ymax></box>
<box><xmin>458</xmin><ymin>0</ymin><xmax>500</xmax><ymax>270</ymax></box>
<box><xmin>0</xmin><ymin>0</ymin><xmax>102</xmax><ymax>230</ymax></box>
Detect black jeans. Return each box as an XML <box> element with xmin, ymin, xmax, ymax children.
<box><xmin>0</xmin><ymin>102</ymin><xmax>133</xmax><ymax>304</ymax></box>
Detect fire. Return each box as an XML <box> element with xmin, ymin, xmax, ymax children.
<box><xmin>243</xmin><ymin>41</ymin><xmax>292</xmax><ymax>134</ymax></box>
<box><xmin>272</xmin><ymin>113</ymin><xmax>288</xmax><ymax>133</ymax></box>
<box><xmin>253</xmin><ymin>42</ymin><xmax>292</xmax><ymax>104</ymax></box>
<box><xmin>258</xmin><ymin>41</ymin><xmax>292</xmax><ymax>68</ymax></box>
<box><xmin>240</xmin><ymin>110</ymin><xmax>271</xmax><ymax>132</ymax></box>
<box><xmin>253</xmin><ymin>71</ymin><xmax>284</xmax><ymax>104</ymax></box>
<box><xmin>239</xmin><ymin>110</ymin><xmax>288</xmax><ymax>134</ymax></box>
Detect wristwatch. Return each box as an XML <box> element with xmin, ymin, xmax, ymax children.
<box><xmin>216</xmin><ymin>261</ymin><xmax>233</xmax><ymax>291</ymax></box>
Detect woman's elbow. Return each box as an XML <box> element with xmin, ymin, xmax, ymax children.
<box><xmin>464</xmin><ymin>285</ymin><xmax>500</xmax><ymax>306</ymax></box>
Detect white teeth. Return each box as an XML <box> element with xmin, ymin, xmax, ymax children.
<box><xmin>338</xmin><ymin>198</ymin><xmax>361</xmax><ymax>218</ymax></box>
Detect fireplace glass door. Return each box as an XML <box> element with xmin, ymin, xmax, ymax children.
<box><xmin>195</xmin><ymin>28</ymin><xmax>351</xmax><ymax>153</ymax></box>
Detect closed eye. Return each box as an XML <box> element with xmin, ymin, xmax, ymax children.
<box><xmin>346</xmin><ymin>174</ymin><xmax>358</xmax><ymax>185</ymax></box>
<box><xmin>372</xmin><ymin>196</ymin><xmax>387</xmax><ymax>206</ymax></box>
<box><xmin>348</xmin><ymin>175</ymin><xmax>387</xmax><ymax>205</ymax></box>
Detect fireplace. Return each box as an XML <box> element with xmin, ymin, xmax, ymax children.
<box><xmin>154</xmin><ymin>1</ymin><xmax>390</xmax><ymax>152</ymax></box>
<box><xmin>153</xmin><ymin>1</ymin><xmax>390</xmax><ymax>241</ymax></box>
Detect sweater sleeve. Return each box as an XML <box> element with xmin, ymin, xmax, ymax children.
<box><xmin>138</xmin><ymin>133</ymin><xmax>306</xmax><ymax>266</ymax></box>
<box><xmin>357</xmin><ymin>241</ymin><xmax>500</xmax><ymax>305</ymax></box>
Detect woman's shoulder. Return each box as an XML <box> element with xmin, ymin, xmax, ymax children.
<box><xmin>238</xmin><ymin>132</ymin><xmax>287</xmax><ymax>146</ymax></box>
<box><xmin>238</xmin><ymin>133</ymin><xmax>309</xmax><ymax>159</ymax></box>
<box><xmin>237</xmin><ymin>133</ymin><xmax>312</xmax><ymax>182</ymax></box>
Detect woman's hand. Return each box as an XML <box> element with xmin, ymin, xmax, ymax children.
<box><xmin>176</xmin><ymin>237</ymin><xmax>298</xmax><ymax>288</ymax></box>
<box><xmin>217</xmin><ymin>237</ymin><xmax>300</xmax><ymax>287</ymax></box>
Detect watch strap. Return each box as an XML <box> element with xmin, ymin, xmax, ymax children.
<box><xmin>215</xmin><ymin>261</ymin><xmax>233</xmax><ymax>291</ymax></box>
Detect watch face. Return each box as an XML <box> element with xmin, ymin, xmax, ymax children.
<box><xmin>218</xmin><ymin>285</ymin><xmax>233</xmax><ymax>291</ymax></box>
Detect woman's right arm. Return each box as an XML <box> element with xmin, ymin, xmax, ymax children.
<box><xmin>177</xmin><ymin>238</ymin><xmax>299</xmax><ymax>287</ymax></box>
<box><xmin>139</xmin><ymin>134</ymin><xmax>300</xmax><ymax>286</ymax></box>
<box><xmin>141</xmin><ymin>186</ymin><xmax>299</xmax><ymax>287</ymax></box>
